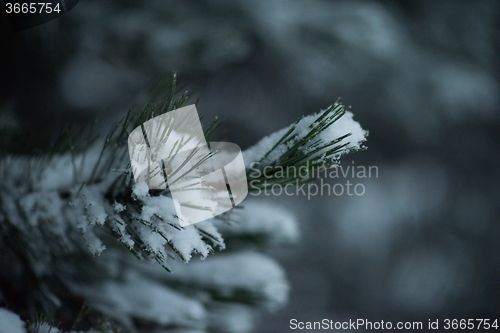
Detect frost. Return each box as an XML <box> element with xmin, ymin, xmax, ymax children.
<box><xmin>317</xmin><ymin>110</ymin><xmax>366</xmax><ymax>150</ymax></box>
<box><xmin>109</xmin><ymin>215</ymin><xmax>134</xmax><ymax>249</ymax></box>
<box><xmin>135</xmin><ymin>194</ymin><xmax>213</xmax><ymax>262</ymax></box>
<box><xmin>0</xmin><ymin>308</ymin><xmax>26</xmax><ymax>333</ymax></box>
<box><xmin>243</xmin><ymin>104</ymin><xmax>367</xmax><ymax>168</ymax></box>
<box><xmin>113</xmin><ymin>201</ymin><xmax>126</xmax><ymax>212</ymax></box>
<box><xmin>168</xmin><ymin>225</ymin><xmax>212</xmax><ymax>261</ymax></box>
<box><xmin>131</xmin><ymin>183</ymin><xmax>149</xmax><ymax>200</ymax></box>
<box><xmin>81</xmin><ymin>227</ymin><xmax>107</xmax><ymax>255</ymax></box>
<box><xmin>195</xmin><ymin>221</ymin><xmax>225</xmax><ymax>250</ymax></box>
<box><xmin>1</xmin><ymin>100</ymin><xmax>363</xmax><ymax>272</ymax></box>
<box><xmin>81</xmin><ymin>187</ymin><xmax>107</xmax><ymax>226</ymax></box>
<box><xmin>0</xmin><ymin>96</ymin><xmax>365</xmax><ymax>332</ymax></box>
<box><xmin>138</xmin><ymin>195</ymin><xmax>177</xmax><ymax>222</ymax></box>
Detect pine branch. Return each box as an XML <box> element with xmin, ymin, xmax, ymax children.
<box><xmin>245</xmin><ymin>101</ymin><xmax>367</xmax><ymax>191</ymax></box>
<box><xmin>0</xmin><ymin>74</ymin><xmax>367</xmax><ymax>332</ymax></box>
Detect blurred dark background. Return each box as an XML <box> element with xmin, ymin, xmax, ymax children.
<box><xmin>1</xmin><ymin>0</ymin><xmax>499</xmax><ymax>331</ymax></box>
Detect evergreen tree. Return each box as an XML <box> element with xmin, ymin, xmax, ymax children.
<box><xmin>0</xmin><ymin>75</ymin><xmax>366</xmax><ymax>333</ymax></box>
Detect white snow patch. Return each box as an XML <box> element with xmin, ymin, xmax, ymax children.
<box><xmin>32</xmin><ymin>322</ymin><xmax>60</xmax><ymax>333</ymax></box>
<box><xmin>0</xmin><ymin>308</ymin><xmax>25</xmax><ymax>333</ymax></box>
<box><xmin>113</xmin><ymin>202</ymin><xmax>126</xmax><ymax>213</ymax></box>
<box><xmin>171</xmin><ymin>251</ymin><xmax>290</xmax><ymax>311</ymax></box>
<box><xmin>218</xmin><ymin>200</ymin><xmax>299</xmax><ymax>245</ymax></box>
<box><xmin>81</xmin><ymin>187</ymin><xmax>107</xmax><ymax>226</ymax></box>
<box><xmin>70</xmin><ymin>271</ymin><xmax>205</xmax><ymax>329</ymax></box>
<box><xmin>243</xmin><ymin>106</ymin><xmax>366</xmax><ymax>168</ymax></box>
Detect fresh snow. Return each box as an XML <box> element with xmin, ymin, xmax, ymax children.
<box><xmin>217</xmin><ymin>199</ymin><xmax>299</xmax><ymax>245</ymax></box>
<box><xmin>0</xmin><ymin>308</ymin><xmax>25</xmax><ymax>333</ymax></box>
<box><xmin>243</xmin><ymin>106</ymin><xmax>366</xmax><ymax>168</ymax></box>
<box><xmin>0</xmin><ymin>103</ymin><xmax>363</xmax><ymax>331</ymax></box>
<box><xmin>69</xmin><ymin>271</ymin><xmax>206</xmax><ymax>329</ymax></box>
<box><xmin>167</xmin><ymin>251</ymin><xmax>290</xmax><ymax>311</ymax></box>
